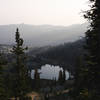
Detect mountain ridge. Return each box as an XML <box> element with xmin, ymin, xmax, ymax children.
<box><xmin>0</xmin><ymin>23</ymin><xmax>88</xmax><ymax>47</ymax></box>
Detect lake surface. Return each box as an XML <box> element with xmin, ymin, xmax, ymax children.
<box><xmin>31</xmin><ymin>64</ymin><xmax>69</xmax><ymax>80</ymax></box>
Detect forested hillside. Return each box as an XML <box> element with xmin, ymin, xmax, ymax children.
<box><xmin>28</xmin><ymin>39</ymin><xmax>85</xmax><ymax>74</ymax></box>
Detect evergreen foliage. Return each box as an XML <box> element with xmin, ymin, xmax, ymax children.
<box><xmin>58</xmin><ymin>70</ymin><xmax>66</xmax><ymax>84</ymax></box>
<box><xmin>0</xmin><ymin>53</ymin><xmax>8</xmax><ymax>100</ymax></box>
<box><xmin>34</xmin><ymin>69</ymin><xmax>40</xmax><ymax>90</ymax></box>
<box><xmin>62</xmin><ymin>69</ymin><xmax>66</xmax><ymax>83</ymax></box>
<box><xmin>58</xmin><ymin>70</ymin><xmax>63</xmax><ymax>84</ymax></box>
<box><xmin>11</xmin><ymin>28</ymin><xmax>29</xmax><ymax>99</ymax></box>
<box><xmin>73</xmin><ymin>56</ymin><xmax>87</xmax><ymax>100</ymax></box>
<box><xmin>74</xmin><ymin>0</ymin><xmax>100</xmax><ymax>99</ymax></box>
<box><xmin>84</xmin><ymin>0</ymin><xmax>100</xmax><ymax>99</ymax></box>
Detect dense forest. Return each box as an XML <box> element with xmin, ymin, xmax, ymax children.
<box><xmin>0</xmin><ymin>0</ymin><xmax>100</xmax><ymax>100</ymax></box>
<box><xmin>0</xmin><ymin>28</ymin><xmax>74</xmax><ymax>100</ymax></box>
<box><xmin>33</xmin><ymin>39</ymin><xmax>85</xmax><ymax>74</ymax></box>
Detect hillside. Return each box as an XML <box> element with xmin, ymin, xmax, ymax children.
<box><xmin>0</xmin><ymin>23</ymin><xmax>88</xmax><ymax>47</ymax></box>
<box><xmin>27</xmin><ymin>39</ymin><xmax>85</xmax><ymax>74</ymax></box>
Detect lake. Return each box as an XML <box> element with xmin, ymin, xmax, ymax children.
<box><xmin>31</xmin><ymin>64</ymin><xmax>69</xmax><ymax>80</ymax></box>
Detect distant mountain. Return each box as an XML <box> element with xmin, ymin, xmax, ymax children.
<box><xmin>0</xmin><ymin>23</ymin><xmax>88</xmax><ymax>47</ymax></box>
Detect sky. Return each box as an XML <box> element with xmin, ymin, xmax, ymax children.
<box><xmin>0</xmin><ymin>0</ymin><xmax>89</xmax><ymax>26</ymax></box>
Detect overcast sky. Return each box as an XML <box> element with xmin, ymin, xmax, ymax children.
<box><xmin>0</xmin><ymin>0</ymin><xmax>89</xmax><ymax>26</ymax></box>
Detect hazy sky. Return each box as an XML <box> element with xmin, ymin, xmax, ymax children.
<box><xmin>0</xmin><ymin>0</ymin><xmax>89</xmax><ymax>26</ymax></box>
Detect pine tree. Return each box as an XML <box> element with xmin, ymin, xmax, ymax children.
<box><xmin>58</xmin><ymin>70</ymin><xmax>63</xmax><ymax>85</ymax></box>
<box><xmin>0</xmin><ymin>53</ymin><xmax>8</xmax><ymax>100</ymax></box>
<box><xmin>73</xmin><ymin>56</ymin><xmax>88</xmax><ymax>100</ymax></box>
<box><xmin>74</xmin><ymin>0</ymin><xmax>100</xmax><ymax>100</ymax></box>
<box><xmin>84</xmin><ymin>0</ymin><xmax>100</xmax><ymax>99</ymax></box>
<box><xmin>12</xmin><ymin>28</ymin><xmax>29</xmax><ymax>99</ymax></box>
<box><xmin>62</xmin><ymin>69</ymin><xmax>66</xmax><ymax>83</ymax></box>
<box><xmin>34</xmin><ymin>69</ymin><xmax>40</xmax><ymax>90</ymax></box>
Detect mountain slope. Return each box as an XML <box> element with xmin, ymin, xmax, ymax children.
<box><xmin>25</xmin><ymin>38</ymin><xmax>85</xmax><ymax>75</ymax></box>
<box><xmin>0</xmin><ymin>23</ymin><xmax>88</xmax><ymax>47</ymax></box>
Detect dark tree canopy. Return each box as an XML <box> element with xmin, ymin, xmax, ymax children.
<box><xmin>75</xmin><ymin>0</ymin><xmax>100</xmax><ymax>99</ymax></box>
<box><xmin>11</xmin><ymin>28</ymin><xmax>29</xmax><ymax>99</ymax></box>
<box><xmin>0</xmin><ymin>53</ymin><xmax>8</xmax><ymax>100</ymax></box>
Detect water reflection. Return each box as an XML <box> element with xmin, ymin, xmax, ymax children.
<box><xmin>31</xmin><ymin>64</ymin><xmax>69</xmax><ymax>80</ymax></box>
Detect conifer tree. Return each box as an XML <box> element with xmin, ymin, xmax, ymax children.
<box><xmin>0</xmin><ymin>53</ymin><xmax>7</xmax><ymax>100</ymax></box>
<box><xmin>75</xmin><ymin>0</ymin><xmax>100</xmax><ymax>99</ymax></box>
<box><xmin>58</xmin><ymin>70</ymin><xmax>63</xmax><ymax>84</ymax></box>
<box><xmin>34</xmin><ymin>69</ymin><xmax>40</xmax><ymax>90</ymax></box>
<box><xmin>62</xmin><ymin>69</ymin><xmax>66</xmax><ymax>83</ymax></box>
<box><xmin>83</xmin><ymin>0</ymin><xmax>100</xmax><ymax>99</ymax></box>
<box><xmin>73</xmin><ymin>56</ymin><xmax>87</xmax><ymax>100</ymax></box>
<box><xmin>12</xmin><ymin>28</ymin><xmax>29</xmax><ymax>99</ymax></box>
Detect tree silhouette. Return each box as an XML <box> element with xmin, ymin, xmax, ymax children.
<box><xmin>34</xmin><ymin>69</ymin><xmax>40</xmax><ymax>90</ymax></box>
<box><xmin>58</xmin><ymin>70</ymin><xmax>63</xmax><ymax>85</ymax></box>
<box><xmin>12</xmin><ymin>28</ymin><xmax>29</xmax><ymax>99</ymax></box>
<box><xmin>0</xmin><ymin>53</ymin><xmax>8</xmax><ymax>100</ymax></box>
<box><xmin>84</xmin><ymin>0</ymin><xmax>100</xmax><ymax>99</ymax></box>
<box><xmin>62</xmin><ymin>69</ymin><xmax>66</xmax><ymax>83</ymax></box>
<box><xmin>74</xmin><ymin>0</ymin><xmax>100</xmax><ymax>99</ymax></box>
